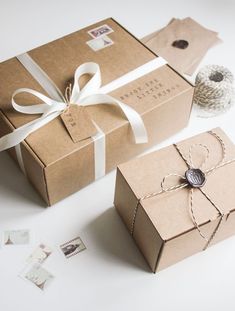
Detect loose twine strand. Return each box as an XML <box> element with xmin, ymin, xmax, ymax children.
<box><xmin>63</xmin><ymin>83</ymin><xmax>73</xmax><ymax>113</ymax></box>
<box><xmin>193</xmin><ymin>65</ymin><xmax>234</xmax><ymax>117</ymax></box>
<box><xmin>130</xmin><ymin>130</ymin><xmax>235</xmax><ymax>250</ymax></box>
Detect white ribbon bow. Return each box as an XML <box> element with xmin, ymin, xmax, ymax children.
<box><xmin>0</xmin><ymin>62</ymin><xmax>149</xmax><ymax>152</ymax></box>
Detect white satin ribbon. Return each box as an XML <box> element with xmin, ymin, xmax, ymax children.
<box><xmin>0</xmin><ymin>53</ymin><xmax>167</xmax><ymax>178</ymax></box>
<box><xmin>17</xmin><ymin>53</ymin><xmax>65</xmax><ymax>102</ymax></box>
<box><xmin>92</xmin><ymin>123</ymin><xmax>106</xmax><ymax>180</ymax></box>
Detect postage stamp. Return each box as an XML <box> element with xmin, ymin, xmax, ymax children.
<box><xmin>3</xmin><ymin>229</ymin><xmax>30</xmax><ymax>245</ymax></box>
<box><xmin>26</xmin><ymin>244</ymin><xmax>53</xmax><ymax>264</ymax></box>
<box><xmin>86</xmin><ymin>35</ymin><xmax>113</xmax><ymax>52</ymax></box>
<box><xmin>60</xmin><ymin>236</ymin><xmax>86</xmax><ymax>259</ymax></box>
<box><xmin>20</xmin><ymin>263</ymin><xmax>54</xmax><ymax>291</ymax></box>
<box><xmin>88</xmin><ymin>24</ymin><xmax>113</xmax><ymax>38</ymax></box>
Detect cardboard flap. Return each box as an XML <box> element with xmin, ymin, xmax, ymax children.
<box><xmin>118</xmin><ymin>128</ymin><xmax>235</xmax><ymax>240</ymax></box>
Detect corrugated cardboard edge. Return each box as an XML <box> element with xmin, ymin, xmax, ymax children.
<box><xmin>114</xmin><ymin>167</ymin><xmax>165</xmax><ymax>272</ymax></box>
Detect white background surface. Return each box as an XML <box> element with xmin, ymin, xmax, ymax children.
<box><xmin>0</xmin><ymin>1</ymin><xmax>235</xmax><ymax>310</ymax></box>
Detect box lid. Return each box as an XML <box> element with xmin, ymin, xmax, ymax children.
<box><xmin>0</xmin><ymin>18</ymin><xmax>192</xmax><ymax>166</ymax></box>
<box><xmin>118</xmin><ymin>128</ymin><xmax>235</xmax><ymax>241</ymax></box>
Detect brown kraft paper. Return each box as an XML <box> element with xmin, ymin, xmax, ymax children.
<box><xmin>0</xmin><ymin>18</ymin><xmax>194</xmax><ymax>205</ymax></box>
<box><xmin>114</xmin><ymin>128</ymin><xmax>235</xmax><ymax>272</ymax></box>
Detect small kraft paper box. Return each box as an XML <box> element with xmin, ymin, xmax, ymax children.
<box><xmin>114</xmin><ymin>128</ymin><xmax>235</xmax><ymax>272</ymax></box>
<box><xmin>0</xmin><ymin>18</ymin><xmax>193</xmax><ymax>206</ymax></box>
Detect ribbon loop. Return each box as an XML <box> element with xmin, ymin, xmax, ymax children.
<box><xmin>0</xmin><ymin>59</ymin><xmax>150</xmax><ymax>153</ymax></box>
<box><xmin>12</xmin><ymin>88</ymin><xmax>66</xmax><ymax>115</ymax></box>
<box><xmin>71</xmin><ymin>62</ymin><xmax>102</xmax><ymax>103</ymax></box>
<box><xmin>0</xmin><ymin>53</ymin><xmax>167</xmax><ymax>177</ymax></box>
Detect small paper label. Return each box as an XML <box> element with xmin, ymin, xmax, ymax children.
<box><xmin>26</xmin><ymin>244</ymin><xmax>53</xmax><ymax>264</ymax></box>
<box><xmin>88</xmin><ymin>24</ymin><xmax>114</xmax><ymax>38</ymax></box>
<box><xmin>3</xmin><ymin>230</ymin><xmax>30</xmax><ymax>245</ymax></box>
<box><xmin>19</xmin><ymin>264</ymin><xmax>54</xmax><ymax>291</ymax></box>
<box><xmin>86</xmin><ymin>35</ymin><xmax>114</xmax><ymax>52</ymax></box>
<box><xmin>60</xmin><ymin>236</ymin><xmax>86</xmax><ymax>259</ymax></box>
<box><xmin>61</xmin><ymin>105</ymin><xmax>97</xmax><ymax>143</ymax></box>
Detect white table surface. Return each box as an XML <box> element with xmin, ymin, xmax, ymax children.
<box><xmin>1</xmin><ymin>1</ymin><xmax>235</xmax><ymax>310</ymax></box>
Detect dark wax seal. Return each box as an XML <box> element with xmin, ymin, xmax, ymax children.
<box><xmin>185</xmin><ymin>168</ymin><xmax>206</xmax><ymax>188</ymax></box>
<box><xmin>172</xmin><ymin>39</ymin><xmax>189</xmax><ymax>49</ymax></box>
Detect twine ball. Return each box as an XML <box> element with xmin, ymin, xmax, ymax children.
<box><xmin>193</xmin><ymin>65</ymin><xmax>234</xmax><ymax>115</ymax></box>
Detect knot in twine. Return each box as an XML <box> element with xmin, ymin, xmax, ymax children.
<box><xmin>64</xmin><ymin>83</ymin><xmax>73</xmax><ymax>111</ymax></box>
<box><xmin>193</xmin><ymin>65</ymin><xmax>234</xmax><ymax>116</ymax></box>
<box><xmin>131</xmin><ymin>131</ymin><xmax>235</xmax><ymax>250</ymax></box>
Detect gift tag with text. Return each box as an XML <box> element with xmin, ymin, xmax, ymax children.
<box><xmin>61</xmin><ymin>105</ymin><xmax>97</xmax><ymax>143</ymax></box>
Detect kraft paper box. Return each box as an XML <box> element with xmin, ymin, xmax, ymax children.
<box><xmin>0</xmin><ymin>18</ymin><xmax>193</xmax><ymax>206</ymax></box>
<box><xmin>114</xmin><ymin>128</ymin><xmax>235</xmax><ymax>272</ymax></box>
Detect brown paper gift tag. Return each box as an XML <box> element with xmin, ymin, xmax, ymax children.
<box><xmin>61</xmin><ymin>105</ymin><xmax>98</xmax><ymax>143</ymax></box>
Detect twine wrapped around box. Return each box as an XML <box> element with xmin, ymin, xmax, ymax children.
<box><xmin>131</xmin><ymin>130</ymin><xmax>235</xmax><ymax>250</ymax></box>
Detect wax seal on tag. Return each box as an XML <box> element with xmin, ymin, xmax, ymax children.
<box><xmin>61</xmin><ymin>105</ymin><xmax>97</xmax><ymax>143</ymax></box>
<box><xmin>185</xmin><ymin>168</ymin><xmax>206</xmax><ymax>188</ymax></box>
<box><xmin>172</xmin><ymin>39</ymin><xmax>189</xmax><ymax>49</ymax></box>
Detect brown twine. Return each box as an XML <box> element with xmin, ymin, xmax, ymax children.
<box><xmin>130</xmin><ymin>130</ymin><xmax>235</xmax><ymax>250</ymax></box>
<box><xmin>63</xmin><ymin>83</ymin><xmax>73</xmax><ymax>113</ymax></box>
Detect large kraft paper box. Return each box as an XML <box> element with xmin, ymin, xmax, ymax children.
<box><xmin>114</xmin><ymin>128</ymin><xmax>235</xmax><ymax>272</ymax></box>
<box><xmin>0</xmin><ymin>18</ymin><xmax>193</xmax><ymax>206</ymax></box>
